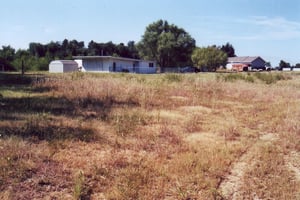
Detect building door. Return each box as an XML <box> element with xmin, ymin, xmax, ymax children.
<box><xmin>113</xmin><ymin>62</ymin><xmax>116</xmax><ymax>72</ymax></box>
<box><xmin>133</xmin><ymin>61</ymin><xmax>139</xmax><ymax>73</ymax></box>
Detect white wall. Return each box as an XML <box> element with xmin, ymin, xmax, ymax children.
<box><xmin>75</xmin><ymin>59</ymin><xmax>84</xmax><ymax>71</ymax></box>
<box><xmin>82</xmin><ymin>59</ymin><xmax>111</xmax><ymax>72</ymax></box>
<box><xmin>226</xmin><ymin>63</ymin><xmax>233</xmax><ymax>70</ymax></box>
<box><xmin>49</xmin><ymin>60</ymin><xmax>78</xmax><ymax>73</ymax></box>
<box><xmin>49</xmin><ymin>61</ymin><xmax>63</xmax><ymax>73</ymax></box>
<box><xmin>63</xmin><ymin>63</ymin><xmax>78</xmax><ymax>72</ymax></box>
<box><xmin>112</xmin><ymin>60</ymin><xmax>134</xmax><ymax>72</ymax></box>
<box><xmin>293</xmin><ymin>68</ymin><xmax>300</xmax><ymax>71</ymax></box>
<box><xmin>81</xmin><ymin>58</ymin><xmax>156</xmax><ymax>74</ymax></box>
<box><xmin>139</xmin><ymin>61</ymin><xmax>156</xmax><ymax>74</ymax></box>
<box><xmin>282</xmin><ymin>68</ymin><xmax>292</xmax><ymax>71</ymax></box>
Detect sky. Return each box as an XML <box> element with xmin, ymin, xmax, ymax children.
<box><xmin>1</xmin><ymin>0</ymin><xmax>300</xmax><ymax>66</ymax></box>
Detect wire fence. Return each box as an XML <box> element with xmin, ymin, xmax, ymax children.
<box><xmin>108</xmin><ymin>66</ymin><xmax>156</xmax><ymax>74</ymax></box>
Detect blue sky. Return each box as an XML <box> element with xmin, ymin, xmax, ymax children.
<box><xmin>1</xmin><ymin>0</ymin><xmax>300</xmax><ymax>66</ymax></box>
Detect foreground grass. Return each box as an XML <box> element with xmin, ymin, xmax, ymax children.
<box><xmin>0</xmin><ymin>72</ymin><xmax>299</xmax><ymax>199</ymax></box>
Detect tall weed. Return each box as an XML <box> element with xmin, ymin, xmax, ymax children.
<box><xmin>164</xmin><ymin>73</ymin><xmax>183</xmax><ymax>82</ymax></box>
<box><xmin>253</xmin><ymin>72</ymin><xmax>287</xmax><ymax>84</ymax></box>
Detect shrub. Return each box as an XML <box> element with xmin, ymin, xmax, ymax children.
<box><xmin>111</xmin><ymin>109</ymin><xmax>150</xmax><ymax>137</ymax></box>
<box><xmin>253</xmin><ymin>72</ymin><xmax>288</xmax><ymax>84</ymax></box>
<box><xmin>218</xmin><ymin>72</ymin><xmax>290</xmax><ymax>84</ymax></box>
<box><xmin>218</xmin><ymin>73</ymin><xmax>254</xmax><ymax>83</ymax></box>
<box><xmin>73</xmin><ymin>170</ymin><xmax>92</xmax><ymax>200</ymax></box>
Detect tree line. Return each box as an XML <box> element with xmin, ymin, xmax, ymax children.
<box><xmin>0</xmin><ymin>19</ymin><xmax>237</xmax><ymax>72</ymax></box>
<box><xmin>0</xmin><ymin>40</ymin><xmax>140</xmax><ymax>71</ymax></box>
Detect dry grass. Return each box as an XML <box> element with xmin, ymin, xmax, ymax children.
<box><xmin>0</xmin><ymin>72</ymin><xmax>299</xmax><ymax>199</ymax></box>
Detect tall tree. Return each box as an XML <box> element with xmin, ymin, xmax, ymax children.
<box><xmin>67</xmin><ymin>40</ymin><xmax>85</xmax><ymax>56</ymax></box>
<box><xmin>46</xmin><ymin>41</ymin><xmax>61</xmax><ymax>59</ymax></box>
<box><xmin>116</xmin><ymin>43</ymin><xmax>130</xmax><ymax>58</ymax></box>
<box><xmin>192</xmin><ymin>46</ymin><xmax>227</xmax><ymax>72</ymax></box>
<box><xmin>220</xmin><ymin>42</ymin><xmax>236</xmax><ymax>57</ymax></box>
<box><xmin>29</xmin><ymin>43</ymin><xmax>46</xmax><ymax>57</ymax></box>
<box><xmin>127</xmin><ymin>41</ymin><xmax>139</xmax><ymax>59</ymax></box>
<box><xmin>87</xmin><ymin>40</ymin><xmax>98</xmax><ymax>56</ymax></box>
<box><xmin>87</xmin><ymin>41</ymin><xmax>117</xmax><ymax>56</ymax></box>
<box><xmin>279</xmin><ymin>60</ymin><xmax>290</xmax><ymax>69</ymax></box>
<box><xmin>0</xmin><ymin>45</ymin><xmax>16</xmax><ymax>61</ymax></box>
<box><xmin>137</xmin><ymin>19</ymin><xmax>195</xmax><ymax>67</ymax></box>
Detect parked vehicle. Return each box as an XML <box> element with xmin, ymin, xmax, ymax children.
<box><xmin>180</xmin><ymin>66</ymin><xmax>200</xmax><ymax>73</ymax></box>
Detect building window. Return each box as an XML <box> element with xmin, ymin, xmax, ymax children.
<box><xmin>149</xmin><ymin>63</ymin><xmax>154</xmax><ymax>67</ymax></box>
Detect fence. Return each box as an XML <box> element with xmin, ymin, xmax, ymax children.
<box><xmin>108</xmin><ymin>66</ymin><xmax>157</xmax><ymax>74</ymax></box>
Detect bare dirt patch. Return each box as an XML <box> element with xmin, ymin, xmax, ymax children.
<box><xmin>149</xmin><ymin>109</ymin><xmax>185</xmax><ymax>121</ymax></box>
<box><xmin>185</xmin><ymin>132</ymin><xmax>223</xmax><ymax>146</ymax></box>
<box><xmin>179</xmin><ymin>105</ymin><xmax>212</xmax><ymax>114</ymax></box>
<box><xmin>218</xmin><ymin>133</ymin><xmax>279</xmax><ymax>199</ymax></box>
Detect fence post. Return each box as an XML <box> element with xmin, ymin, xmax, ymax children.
<box><xmin>21</xmin><ymin>60</ymin><xmax>25</xmax><ymax>76</ymax></box>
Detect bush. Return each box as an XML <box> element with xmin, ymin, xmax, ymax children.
<box><xmin>111</xmin><ymin>109</ymin><xmax>149</xmax><ymax>137</ymax></box>
<box><xmin>218</xmin><ymin>73</ymin><xmax>254</xmax><ymax>83</ymax></box>
<box><xmin>218</xmin><ymin>72</ymin><xmax>289</xmax><ymax>84</ymax></box>
<box><xmin>253</xmin><ymin>72</ymin><xmax>286</xmax><ymax>84</ymax></box>
<box><xmin>12</xmin><ymin>55</ymin><xmax>50</xmax><ymax>71</ymax></box>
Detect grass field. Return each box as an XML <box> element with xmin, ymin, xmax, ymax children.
<box><xmin>0</xmin><ymin>72</ymin><xmax>299</xmax><ymax>200</ymax></box>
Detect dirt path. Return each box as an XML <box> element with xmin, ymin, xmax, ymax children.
<box><xmin>218</xmin><ymin>133</ymin><xmax>278</xmax><ymax>199</ymax></box>
<box><xmin>285</xmin><ymin>150</ymin><xmax>300</xmax><ymax>199</ymax></box>
<box><xmin>285</xmin><ymin>151</ymin><xmax>300</xmax><ymax>182</ymax></box>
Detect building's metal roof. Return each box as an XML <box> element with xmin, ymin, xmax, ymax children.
<box><xmin>228</xmin><ymin>56</ymin><xmax>265</xmax><ymax>63</ymax></box>
<box><xmin>73</xmin><ymin>56</ymin><xmax>154</xmax><ymax>63</ymax></box>
<box><xmin>50</xmin><ymin>60</ymin><xmax>78</xmax><ymax>65</ymax></box>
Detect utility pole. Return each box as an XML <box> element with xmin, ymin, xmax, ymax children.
<box><xmin>21</xmin><ymin>60</ymin><xmax>25</xmax><ymax>76</ymax></box>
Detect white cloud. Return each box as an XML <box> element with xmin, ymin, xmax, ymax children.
<box><xmin>191</xmin><ymin>15</ymin><xmax>300</xmax><ymax>42</ymax></box>
<box><xmin>234</xmin><ymin>16</ymin><xmax>300</xmax><ymax>40</ymax></box>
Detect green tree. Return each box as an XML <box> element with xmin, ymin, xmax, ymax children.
<box><xmin>46</xmin><ymin>41</ymin><xmax>61</xmax><ymax>59</ymax></box>
<box><xmin>127</xmin><ymin>41</ymin><xmax>139</xmax><ymax>59</ymax></box>
<box><xmin>137</xmin><ymin>19</ymin><xmax>195</xmax><ymax>67</ymax></box>
<box><xmin>87</xmin><ymin>41</ymin><xmax>117</xmax><ymax>56</ymax></box>
<box><xmin>279</xmin><ymin>60</ymin><xmax>290</xmax><ymax>70</ymax></box>
<box><xmin>12</xmin><ymin>49</ymin><xmax>30</xmax><ymax>71</ymax></box>
<box><xmin>0</xmin><ymin>45</ymin><xmax>15</xmax><ymax>62</ymax></box>
<box><xmin>29</xmin><ymin>43</ymin><xmax>46</xmax><ymax>57</ymax></box>
<box><xmin>116</xmin><ymin>43</ymin><xmax>130</xmax><ymax>58</ymax></box>
<box><xmin>220</xmin><ymin>42</ymin><xmax>236</xmax><ymax>57</ymax></box>
<box><xmin>67</xmin><ymin>40</ymin><xmax>85</xmax><ymax>57</ymax></box>
<box><xmin>0</xmin><ymin>57</ymin><xmax>15</xmax><ymax>71</ymax></box>
<box><xmin>192</xmin><ymin>46</ymin><xmax>227</xmax><ymax>72</ymax></box>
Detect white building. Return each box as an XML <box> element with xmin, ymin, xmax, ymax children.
<box><xmin>49</xmin><ymin>60</ymin><xmax>79</xmax><ymax>73</ymax></box>
<box><xmin>73</xmin><ymin>56</ymin><xmax>156</xmax><ymax>74</ymax></box>
<box><xmin>293</xmin><ymin>68</ymin><xmax>300</xmax><ymax>72</ymax></box>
